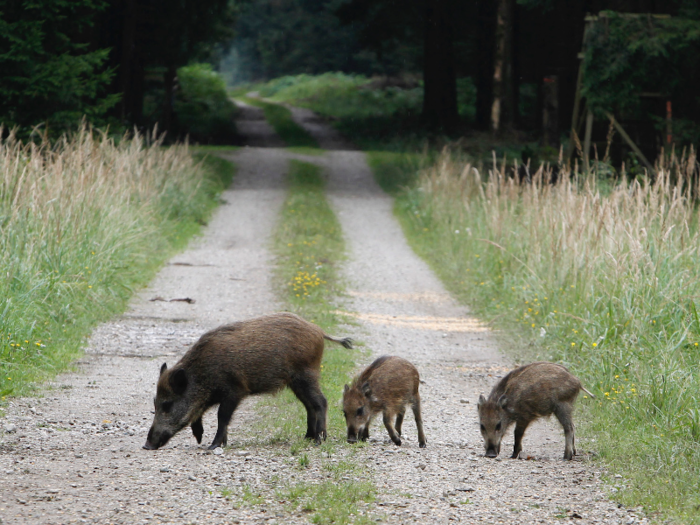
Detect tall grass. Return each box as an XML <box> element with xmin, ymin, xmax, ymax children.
<box><xmin>0</xmin><ymin>127</ymin><xmax>234</xmax><ymax>398</ymax></box>
<box><xmin>394</xmin><ymin>149</ymin><xmax>700</xmax><ymax>523</ymax></box>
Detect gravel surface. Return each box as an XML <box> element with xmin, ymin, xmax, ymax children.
<box><xmin>0</xmin><ymin>104</ymin><xmax>648</xmax><ymax>524</ymax></box>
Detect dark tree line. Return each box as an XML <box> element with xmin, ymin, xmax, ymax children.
<box><xmin>3</xmin><ymin>0</ymin><xmax>700</xmax><ymax>150</ymax></box>
<box><xmin>0</xmin><ymin>0</ymin><xmax>235</xmax><ymax>136</ymax></box>
<box><xmin>231</xmin><ymin>0</ymin><xmax>700</xmax><ymax>151</ymax></box>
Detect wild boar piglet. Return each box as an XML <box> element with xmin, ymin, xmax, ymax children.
<box><xmin>477</xmin><ymin>362</ymin><xmax>594</xmax><ymax>460</ymax></box>
<box><xmin>144</xmin><ymin>312</ymin><xmax>352</xmax><ymax>450</ymax></box>
<box><xmin>343</xmin><ymin>355</ymin><xmax>426</xmax><ymax>448</ymax></box>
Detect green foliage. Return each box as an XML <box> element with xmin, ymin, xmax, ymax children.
<box><xmin>241</xmin><ymin>97</ymin><xmax>318</xmax><ymax>148</ymax></box>
<box><xmin>224</xmin><ymin>0</ymin><xmax>393</xmax><ymax>84</ymax></box>
<box><xmin>366</xmin><ymin>151</ymin><xmax>423</xmax><ymax>195</ymax></box>
<box><xmin>148</xmin><ymin>0</ymin><xmax>236</xmax><ymax>68</ymax></box>
<box><xmin>175</xmin><ymin>64</ymin><xmax>237</xmax><ymax>143</ymax></box>
<box><xmin>263</xmin><ymin>73</ymin><xmax>422</xmax><ymax>120</ymax></box>
<box><xmin>582</xmin><ymin>13</ymin><xmax>700</xmax><ymax>117</ymax></box>
<box><xmin>248</xmin><ymin>73</ymin><xmax>478</xmax><ymax>150</ymax></box>
<box><xmin>0</xmin><ymin>0</ymin><xmax>119</xmax><ymax>134</ymax></box>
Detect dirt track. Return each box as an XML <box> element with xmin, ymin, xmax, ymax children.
<box><xmin>0</xmin><ymin>102</ymin><xmax>648</xmax><ymax>524</ymax></box>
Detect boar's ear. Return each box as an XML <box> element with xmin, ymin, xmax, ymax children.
<box><xmin>477</xmin><ymin>394</ymin><xmax>486</xmax><ymax>407</ymax></box>
<box><xmin>361</xmin><ymin>382</ymin><xmax>372</xmax><ymax>398</ymax></box>
<box><xmin>170</xmin><ymin>368</ymin><xmax>188</xmax><ymax>395</ymax></box>
<box><xmin>497</xmin><ymin>394</ymin><xmax>508</xmax><ymax>410</ymax></box>
<box><xmin>160</xmin><ymin>363</ymin><xmax>168</xmax><ymax>376</ymax></box>
<box><xmin>343</xmin><ymin>384</ymin><xmax>349</xmax><ymax>393</ymax></box>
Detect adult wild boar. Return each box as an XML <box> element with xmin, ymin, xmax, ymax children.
<box><xmin>144</xmin><ymin>312</ymin><xmax>352</xmax><ymax>450</ymax></box>
<box><xmin>477</xmin><ymin>362</ymin><xmax>594</xmax><ymax>460</ymax></box>
<box><xmin>342</xmin><ymin>355</ymin><xmax>427</xmax><ymax>448</ymax></box>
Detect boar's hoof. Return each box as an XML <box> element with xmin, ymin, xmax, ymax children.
<box><xmin>419</xmin><ymin>441</ymin><xmax>427</xmax><ymax>449</ymax></box>
<box><xmin>143</xmin><ymin>441</ymin><xmax>157</xmax><ymax>450</ymax></box>
<box><xmin>392</xmin><ymin>438</ymin><xmax>402</xmax><ymax>447</ymax></box>
<box><xmin>485</xmin><ymin>450</ymin><xmax>498</xmax><ymax>458</ymax></box>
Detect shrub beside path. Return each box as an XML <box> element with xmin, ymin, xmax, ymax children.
<box><xmin>0</xmin><ymin>104</ymin><xmax>647</xmax><ymax>524</ymax></box>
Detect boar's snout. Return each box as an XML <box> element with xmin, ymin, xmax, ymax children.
<box><xmin>143</xmin><ymin>427</ymin><xmax>172</xmax><ymax>450</ymax></box>
<box><xmin>485</xmin><ymin>444</ymin><xmax>500</xmax><ymax>458</ymax></box>
<box><xmin>346</xmin><ymin>426</ymin><xmax>361</xmax><ymax>444</ymax></box>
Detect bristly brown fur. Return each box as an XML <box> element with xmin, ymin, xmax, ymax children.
<box><xmin>145</xmin><ymin>312</ymin><xmax>352</xmax><ymax>451</ymax></box>
<box><xmin>477</xmin><ymin>361</ymin><xmax>591</xmax><ymax>460</ymax></box>
<box><xmin>343</xmin><ymin>355</ymin><xmax>426</xmax><ymax>448</ymax></box>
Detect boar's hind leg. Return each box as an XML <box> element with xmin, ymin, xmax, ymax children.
<box><xmin>412</xmin><ymin>396</ymin><xmax>427</xmax><ymax>448</ymax></box>
<box><xmin>554</xmin><ymin>404</ymin><xmax>576</xmax><ymax>460</ymax></box>
<box><xmin>209</xmin><ymin>396</ymin><xmax>242</xmax><ymax>450</ymax></box>
<box><xmin>191</xmin><ymin>417</ymin><xmax>204</xmax><ymax>444</ymax></box>
<box><xmin>290</xmin><ymin>373</ymin><xmax>327</xmax><ymax>443</ymax></box>
<box><xmin>395</xmin><ymin>410</ymin><xmax>405</xmax><ymax>437</ymax></box>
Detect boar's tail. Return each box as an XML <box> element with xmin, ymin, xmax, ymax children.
<box><xmin>324</xmin><ymin>334</ymin><xmax>353</xmax><ymax>349</ymax></box>
<box><xmin>581</xmin><ymin>386</ymin><xmax>596</xmax><ymax>399</ymax></box>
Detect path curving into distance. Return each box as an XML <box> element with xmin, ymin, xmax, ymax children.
<box><xmin>0</xmin><ymin>102</ymin><xmax>647</xmax><ymax>525</ymax></box>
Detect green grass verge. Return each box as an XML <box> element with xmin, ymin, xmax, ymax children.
<box><xmin>232</xmin><ymin>158</ymin><xmax>376</xmax><ymax>524</ymax></box>
<box><xmin>0</xmin><ymin>135</ymin><xmax>234</xmax><ymax>400</ymax></box>
<box><xmin>366</xmin><ymin>151</ymin><xmax>424</xmax><ymax>195</ymax></box>
<box><xmin>285</xmin><ymin>146</ymin><xmax>325</xmax><ymax>156</ymax></box>
<box><xmin>240</xmin><ymin>96</ymin><xmax>319</xmax><ymax>148</ymax></box>
<box><xmin>377</xmin><ymin>153</ymin><xmax>700</xmax><ymax>524</ymax></box>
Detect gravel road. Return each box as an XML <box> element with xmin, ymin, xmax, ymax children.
<box><xmin>0</xmin><ymin>103</ymin><xmax>648</xmax><ymax>524</ymax></box>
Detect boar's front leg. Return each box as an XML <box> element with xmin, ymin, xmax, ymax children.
<box><xmin>191</xmin><ymin>417</ymin><xmax>203</xmax><ymax>444</ymax></box>
<box><xmin>382</xmin><ymin>411</ymin><xmax>402</xmax><ymax>446</ymax></box>
<box><xmin>361</xmin><ymin>424</ymin><xmax>370</xmax><ymax>441</ymax></box>
<box><xmin>209</xmin><ymin>395</ymin><xmax>242</xmax><ymax>450</ymax></box>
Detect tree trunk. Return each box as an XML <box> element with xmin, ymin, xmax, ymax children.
<box><xmin>423</xmin><ymin>0</ymin><xmax>458</xmax><ymax>130</ymax></box>
<box><xmin>491</xmin><ymin>0</ymin><xmax>514</xmax><ymax>134</ymax></box>
<box><xmin>476</xmin><ymin>0</ymin><xmax>496</xmax><ymax>130</ymax></box>
<box><xmin>162</xmin><ymin>65</ymin><xmax>177</xmax><ymax>136</ymax></box>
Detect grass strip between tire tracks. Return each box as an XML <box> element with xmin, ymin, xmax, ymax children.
<box><xmin>240</xmin><ymin>97</ymin><xmax>319</xmax><ymax>149</ymax></box>
<box><xmin>223</xmin><ymin>159</ymin><xmax>377</xmax><ymax>524</ymax></box>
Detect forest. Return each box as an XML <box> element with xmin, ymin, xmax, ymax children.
<box><xmin>2</xmin><ymin>0</ymin><xmax>700</xmax><ymax>164</ymax></box>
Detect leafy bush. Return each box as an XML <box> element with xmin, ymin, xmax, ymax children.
<box><xmin>175</xmin><ymin>64</ymin><xmax>238</xmax><ymax>143</ymax></box>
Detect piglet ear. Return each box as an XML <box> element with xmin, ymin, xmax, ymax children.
<box><xmin>361</xmin><ymin>382</ymin><xmax>372</xmax><ymax>397</ymax></box>
<box><xmin>477</xmin><ymin>394</ymin><xmax>486</xmax><ymax>407</ymax></box>
<box><xmin>160</xmin><ymin>363</ymin><xmax>168</xmax><ymax>376</ymax></box>
<box><xmin>170</xmin><ymin>368</ymin><xmax>188</xmax><ymax>395</ymax></box>
<box><xmin>497</xmin><ymin>394</ymin><xmax>508</xmax><ymax>409</ymax></box>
